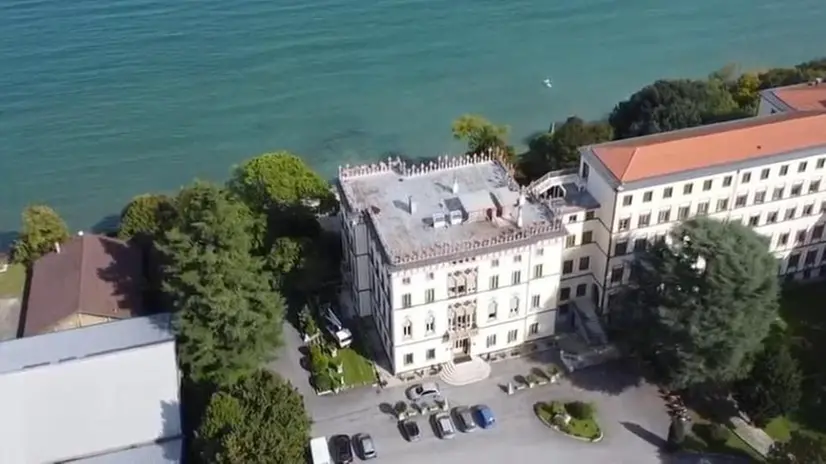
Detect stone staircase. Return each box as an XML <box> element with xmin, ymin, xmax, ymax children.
<box><xmin>440</xmin><ymin>356</ymin><xmax>492</xmax><ymax>386</ymax></box>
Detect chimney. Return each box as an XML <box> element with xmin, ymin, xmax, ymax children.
<box><xmin>452</xmin><ymin>176</ymin><xmax>459</xmax><ymax>194</ymax></box>
<box><xmin>516</xmin><ymin>206</ymin><xmax>524</xmax><ymax>228</ymax></box>
<box><xmin>408</xmin><ymin>195</ymin><xmax>417</xmax><ymax>214</ymax></box>
<box><xmin>54</xmin><ymin>242</ymin><xmax>61</xmax><ymax>254</ymax></box>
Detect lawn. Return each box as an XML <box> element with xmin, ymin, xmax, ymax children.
<box><xmin>535</xmin><ymin>401</ymin><xmax>602</xmax><ymax>441</ymax></box>
<box><xmin>337</xmin><ymin>347</ymin><xmax>376</xmax><ymax>387</ymax></box>
<box><xmin>0</xmin><ymin>264</ymin><xmax>26</xmax><ymax>298</ymax></box>
<box><xmin>686</xmin><ymin>412</ymin><xmax>764</xmax><ymax>462</ymax></box>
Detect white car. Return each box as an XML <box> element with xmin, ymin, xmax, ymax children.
<box><xmin>406</xmin><ymin>381</ymin><xmax>440</xmax><ymax>401</ymax></box>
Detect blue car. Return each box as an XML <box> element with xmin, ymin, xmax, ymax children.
<box><xmin>474</xmin><ymin>405</ymin><xmax>495</xmax><ymax>429</ymax></box>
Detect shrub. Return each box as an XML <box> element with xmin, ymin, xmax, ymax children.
<box><xmin>565</xmin><ymin>401</ymin><xmax>594</xmax><ymax>420</ymax></box>
<box><xmin>709</xmin><ymin>423</ymin><xmax>730</xmax><ymax>444</ymax></box>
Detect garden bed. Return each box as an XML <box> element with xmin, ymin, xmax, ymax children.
<box><xmin>534</xmin><ymin>400</ymin><xmax>602</xmax><ymax>442</ymax></box>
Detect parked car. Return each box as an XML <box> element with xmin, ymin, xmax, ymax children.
<box><xmin>309</xmin><ymin>436</ymin><xmax>333</xmax><ymax>464</ymax></box>
<box><xmin>355</xmin><ymin>433</ymin><xmax>376</xmax><ymax>459</ymax></box>
<box><xmin>474</xmin><ymin>404</ymin><xmax>496</xmax><ymax>429</ymax></box>
<box><xmin>401</xmin><ymin>419</ymin><xmax>421</xmax><ymax>442</ymax></box>
<box><xmin>453</xmin><ymin>406</ymin><xmax>477</xmax><ymax>432</ymax></box>
<box><xmin>433</xmin><ymin>412</ymin><xmax>456</xmax><ymax>439</ymax></box>
<box><xmin>406</xmin><ymin>381</ymin><xmax>440</xmax><ymax>401</ymax></box>
<box><xmin>331</xmin><ymin>434</ymin><xmax>353</xmax><ymax>464</ymax></box>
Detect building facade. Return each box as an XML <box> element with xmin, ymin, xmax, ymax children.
<box><xmin>337</xmin><ymin>83</ymin><xmax>826</xmax><ymax>375</ymax></box>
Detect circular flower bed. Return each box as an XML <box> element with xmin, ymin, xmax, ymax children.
<box><xmin>534</xmin><ymin>400</ymin><xmax>603</xmax><ymax>442</ymax></box>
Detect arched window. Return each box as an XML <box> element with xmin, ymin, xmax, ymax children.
<box><xmin>488</xmin><ymin>299</ymin><xmax>498</xmax><ymax>320</ymax></box>
<box><xmin>403</xmin><ymin>318</ymin><xmax>413</xmax><ymax>338</ymax></box>
<box><xmin>425</xmin><ymin>312</ymin><xmax>436</xmax><ymax>334</ymax></box>
<box><xmin>510</xmin><ymin>295</ymin><xmax>520</xmax><ymax>316</ymax></box>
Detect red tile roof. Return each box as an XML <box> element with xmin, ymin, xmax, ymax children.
<box><xmin>589</xmin><ymin>111</ymin><xmax>826</xmax><ymax>183</ymax></box>
<box><xmin>23</xmin><ymin>234</ymin><xmax>144</xmax><ymax>336</ymax></box>
<box><xmin>769</xmin><ymin>82</ymin><xmax>826</xmax><ymax>111</ymax></box>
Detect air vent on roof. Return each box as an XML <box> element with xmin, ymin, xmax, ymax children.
<box><xmin>432</xmin><ymin>213</ymin><xmax>447</xmax><ymax>229</ymax></box>
<box><xmin>448</xmin><ymin>209</ymin><xmax>463</xmax><ymax>225</ymax></box>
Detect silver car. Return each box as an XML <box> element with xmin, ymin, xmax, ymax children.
<box><xmin>406</xmin><ymin>381</ymin><xmax>440</xmax><ymax>401</ymax></box>
<box><xmin>433</xmin><ymin>412</ymin><xmax>456</xmax><ymax>439</ymax></box>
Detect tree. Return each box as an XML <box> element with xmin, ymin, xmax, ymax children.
<box><xmin>522</xmin><ymin>117</ymin><xmax>612</xmax><ymax>179</ymax></box>
<box><xmin>451</xmin><ymin>114</ymin><xmax>513</xmax><ymax>159</ymax></box>
<box><xmin>729</xmin><ymin>72</ymin><xmax>761</xmax><ymax>112</ymax></box>
<box><xmin>193</xmin><ymin>370</ymin><xmax>311</xmax><ymax>464</ymax></box>
<box><xmin>117</xmin><ymin>193</ymin><xmax>177</xmax><ymax>241</ymax></box>
<box><xmin>609</xmin><ymin>79</ymin><xmax>739</xmax><ymax>139</ymax></box>
<box><xmin>611</xmin><ymin>217</ymin><xmax>779</xmax><ymax>389</ymax></box>
<box><xmin>159</xmin><ymin>182</ymin><xmax>285</xmax><ymax>386</ymax></box>
<box><xmin>766</xmin><ymin>431</ymin><xmax>826</xmax><ymax>464</ymax></box>
<box><xmin>228</xmin><ymin>151</ymin><xmax>335</xmax><ymax>216</ymax></box>
<box><xmin>734</xmin><ymin>337</ymin><xmax>803</xmax><ymax>426</ymax></box>
<box><xmin>11</xmin><ymin>204</ymin><xmax>70</xmax><ymax>265</ymax></box>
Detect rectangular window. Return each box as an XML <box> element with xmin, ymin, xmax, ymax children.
<box><xmin>804</xmin><ymin>204</ymin><xmax>814</xmax><ymax>216</ymax></box>
<box><xmin>585</xmin><ymin>210</ymin><xmax>595</xmax><ymax>220</ymax></box>
<box><xmin>683</xmin><ymin>183</ymin><xmax>693</xmax><ymax>195</ymax></box>
<box><xmin>511</xmin><ymin>271</ymin><xmax>522</xmax><ymax>285</ymax></box>
<box><xmin>568</xmin><ymin>215</ymin><xmax>577</xmax><ymax>223</ymax></box>
<box><xmin>579</xmin><ymin>256</ymin><xmax>590</xmax><ymax>270</ymax></box>
<box><xmin>818</xmin><ymin>158</ymin><xmax>825</xmax><ymax>169</ymax></box>
<box><xmin>531</xmin><ymin>294</ymin><xmax>541</xmax><ymax>308</ymax></box>
<box><xmin>426</xmin><ymin>349</ymin><xmax>435</xmax><ymax>360</ymax></box>
<box><xmin>634</xmin><ymin>238</ymin><xmax>648</xmax><ymax>252</ymax></box>
<box><xmin>742</xmin><ymin>172</ymin><xmax>751</xmax><ymax>183</ymax></box>
<box><xmin>529</xmin><ymin>323</ymin><xmax>539</xmax><ymax>336</ymax></box>
<box><xmin>565</xmin><ymin>235</ymin><xmax>576</xmax><ymax>248</ymax></box>
<box><xmin>658</xmin><ymin>208</ymin><xmax>671</xmax><ymax>223</ymax></box>
<box><xmin>404</xmin><ymin>353</ymin><xmax>414</xmax><ymax>365</ymax></box>
<box><xmin>610</xmin><ymin>266</ymin><xmax>624</xmax><ymax>284</ymax></box>
<box><xmin>760</xmin><ymin>168</ymin><xmax>770</xmax><ymax>180</ymax></box>
<box><xmin>533</xmin><ymin>264</ymin><xmax>544</xmax><ymax>278</ymax></box>
<box><xmin>559</xmin><ymin>287</ymin><xmax>571</xmax><ymax>301</ymax></box>
<box><xmin>562</xmin><ymin>260</ymin><xmax>573</xmax><ymax>275</ymax></box>
<box><xmin>754</xmin><ymin>190</ymin><xmax>766</xmax><ymax>204</ymax></box>
<box><xmin>677</xmin><ymin>206</ymin><xmax>690</xmax><ymax>220</ymax></box>
<box><xmin>402</xmin><ymin>277</ymin><xmax>411</xmax><ymax>285</ymax></box>
<box><xmin>723</xmin><ymin>175</ymin><xmax>733</xmax><ymax>187</ymax></box>
<box><xmin>791</xmin><ymin>183</ymin><xmax>803</xmax><ymax>196</ymax></box>
<box><xmin>697</xmin><ymin>201</ymin><xmax>709</xmax><ymax>215</ymax></box>
<box><xmin>810</xmin><ymin>180</ymin><xmax>821</xmax><ymax>193</ymax></box>
<box><xmin>581</xmin><ymin>231</ymin><xmax>593</xmax><ymax>244</ymax></box>
<box><xmin>536</xmin><ymin>247</ymin><xmax>544</xmax><ymax>256</ymax></box>
<box><xmin>785</xmin><ymin>208</ymin><xmax>796</xmax><ymax>220</ymax></box>
<box><xmin>491</xmin><ymin>259</ymin><xmax>499</xmax><ymax>267</ymax></box>
<box><xmin>618</xmin><ymin>217</ymin><xmax>631</xmax><ymax>231</ymax></box>
<box><xmin>425</xmin><ymin>288</ymin><xmax>435</xmax><ymax>303</ymax></box>
<box><xmin>614</xmin><ymin>240</ymin><xmax>628</xmax><ymax>256</ymax></box>
<box><xmin>773</xmin><ymin>187</ymin><xmax>784</xmax><ymax>201</ymax></box>
<box><xmin>663</xmin><ymin>187</ymin><xmax>673</xmax><ymax>199</ymax></box>
<box><xmin>402</xmin><ymin>293</ymin><xmax>412</xmax><ymax>308</ymax></box>
<box><xmin>486</xmin><ymin>334</ymin><xmax>496</xmax><ymax>348</ymax></box>
<box><xmin>778</xmin><ymin>233</ymin><xmax>789</xmax><ymax>247</ymax></box>
<box><xmin>813</xmin><ymin>225</ymin><xmax>825</xmax><ymax>241</ymax></box>
<box><xmin>748</xmin><ymin>215</ymin><xmax>760</xmax><ymax>226</ymax></box>
<box><xmin>767</xmin><ymin>211</ymin><xmax>778</xmax><ymax>224</ymax></box>
<box><xmin>576</xmin><ymin>283</ymin><xmax>587</xmax><ymax>297</ymax></box>
<box><xmin>513</xmin><ymin>254</ymin><xmax>522</xmax><ymax>263</ymax></box>
<box><xmin>789</xmin><ymin>253</ymin><xmax>801</xmax><ymax>269</ymax></box>
<box><xmin>797</xmin><ymin>230</ymin><xmax>807</xmax><ymax>244</ymax></box>
<box><xmin>622</xmin><ymin>195</ymin><xmax>633</xmax><ymax>206</ymax></box>
<box><xmin>716</xmin><ymin>198</ymin><xmax>729</xmax><ymax>212</ymax></box>
<box><xmin>489</xmin><ymin>275</ymin><xmax>499</xmax><ymax>289</ymax></box>
<box><xmin>735</xmin><ymin>194</ymin><xmax>747</xmax><ymax>207</ymax></box>
<box><xmin>507</xmin><ymin>330</ymin><xmax>518</xmax><ymax>343</ymax></box>
<box><xmin>703</xmin><ymin>180</ymin><xmax>713</xmax><ymax>191</ymax></box>
<box><xmin>806</xmin><ymin>250</ymin><xmax>818</xmax><ymax>266</ymax></box>
<box><xmin>799</xmin><ymin>161</ymin><xmax>808</xmax><ymax>173</ymax></box>
<box><xmin>780</xmin><ymin>165</ymin><xmax>789</xmax><ymax>176</ymax></box>
<box><xmin>643</xmin><ymin>191</ymin><xmax>653</xmax><ymax>202</ymax></box>
<box><xmin>637</xmin><ymin>213</ymin><xmax>650</xmax><ymax>228</ymax></box>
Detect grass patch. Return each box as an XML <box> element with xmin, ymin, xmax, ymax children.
<box><xmin>535</xmin><ymin>401</ymin><xmax>602</xmax><ymax>441</ymax></box>
<box><xmin>686</xmin><ymin>412</ymin><xmax>764</xmax><ymax>461</ymax></box>
<box><xmin>0</xmin><ymin>264</ymin><xmax>26</xmax><ymax>298</ymax></box>
<box><xmin>337</xmin><ymin>347</ymin><xmax>375</xmax><ymax>387</ymax></box>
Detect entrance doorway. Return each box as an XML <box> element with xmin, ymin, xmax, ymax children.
<box><xmin>453</xmin><ymin>338</ymin><xmax>470</xmax><ymax>358</ymax></box>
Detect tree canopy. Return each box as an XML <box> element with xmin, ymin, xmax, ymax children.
<box><xmin>609</xmin><ymin>79</ymin><xmax>739</xmax><ymax>139</ymax></box>
<box><xmin>766</xmin><ymin>431</ymin><xmax>826</xmax><ymax>464</ymax></box>
<box><xmin>11</xmin><ymin>204</ymin><xmax>70</xmax><ymax>265</ymax></box>
<box><xmin>118</xmin><ymin>193</ymin><xmax>177</xmax><ymax>242</ymax></box>
<box><xmin>451</xmin><ymin>114</ymin><xmax>514</xmax><ymax>160</ymax></box>
<box><xmin>193</xmin><ymin>370</ymin><xmax>311</xmax><ymax>464</ymax></box>
<box><xmin>228</xmin><ymin>151</ymin><xmax>335</xmax><ymax>215</ymax></box>
<box><xmin>521</xmin><ymin>117</ymin><xmax>612</xmax><ymax>179</ymax></box>
<box><xmin>159</xmin><ymin>182</ymin><xmax>285</xmax><ymax>386</ymax></box>
<box><xmin>734</xmin><ymin>333</ymin><xmax>802</xmax><ymax>427</ymax></box>
<box><xmin>612</xmin><ymin>217</ymin><xmax>780</xmax><ymax>389</ymax></box>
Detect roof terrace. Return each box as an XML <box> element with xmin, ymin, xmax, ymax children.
<box><xmin>337</xmin><ymin>152</ymin><xmax>566</xmax><ymax>269</ymax></box>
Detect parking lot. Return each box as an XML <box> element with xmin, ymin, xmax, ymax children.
<box><xmin>307</xmin><ymin>361</ymin><xmax>684</xmax><ymax>464</ymax></box>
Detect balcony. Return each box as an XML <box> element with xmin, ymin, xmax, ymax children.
<box><xmin>443</xmin><ymin>324</ymin><xmax>479</xmax><ymax>341</ymax></box>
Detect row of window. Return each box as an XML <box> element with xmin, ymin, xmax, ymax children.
<box><xmin>399</xmin><ymin>265</ymin><xmax>547</xmax><ymax>308</ymax></box>
<box><xmin>401</xmin><ymin>325</ymin><xmax>540</xmax><ymax>366</ymax></box>
<box><xmin>620</xmin><ymin>159</ymin><xmax>826</xmax><ymax>207</ymax></box>
<box><xmin>398</xmin><ymin>248</ymin><xmax>549</xmax><ymax>286</ymax></box>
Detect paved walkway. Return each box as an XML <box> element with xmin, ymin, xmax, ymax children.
<box><xmin>729</xmin><ymin>415</ymin><xmax>774</xmax><ymax>457</ymax></box>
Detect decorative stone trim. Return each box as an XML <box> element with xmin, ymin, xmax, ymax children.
<box><xmin>533</xmin><ymin>405</ymin><xmax>604</xmax><ymax>443</ymax></box>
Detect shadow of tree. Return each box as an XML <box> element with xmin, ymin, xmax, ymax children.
<box><xmin>563</xmin><ymin>360</ymin><xmax>647</xmax><ymax>396</ymax></box>
<box><xmin>160</xmin><ymin>400</ymin><xmax>184</xmax><ymax>461</ymax></box>
<box><xmin>95</xmin><ymin>235</ymin><xmax>150</xmax><ymax>317</ymax></box>
<box><xmin>622</xmin><ymin>421</ymin><xmax>667</xmax><ymax>448</ymax></box>
<box><xmin>90</xmin><ymin>213</ymin><xmax>121</xmax><ymax>236</ymax></box>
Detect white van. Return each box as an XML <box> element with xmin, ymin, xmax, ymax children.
<box><xmin>309</xmin><ymin>436</ymin><xmax>332</xmax><ymax>464</ymax></box>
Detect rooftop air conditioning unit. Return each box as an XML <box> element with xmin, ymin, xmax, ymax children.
<box><xmin>448</xmin><ymin>209</ymin><xmax>463</xmax><ymax>225</ymax></box>
<box><xmin>432</xmin><ymin>213</ymin><xmax>447</xmax><ymax>229</ymax></box>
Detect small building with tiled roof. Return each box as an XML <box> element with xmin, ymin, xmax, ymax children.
<box><xmin>22</xmin><ymin>234</ymin><xmax>145</xmax><ymax>337</ymax></box>
<box><xmin>758</xmin><ymin>78</ymin><xmax>826</xmax><ymax>115</ymax></box>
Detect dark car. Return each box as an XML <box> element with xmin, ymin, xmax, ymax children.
<box><xmin>355</xmin><ymin>433</ymin><xmax>377</xmax><ymax>459</ymax></box>
<box><xmin>453</xmin><ymin>406</ymin><xmax>477</xmax><ymax>432</ymax></box>
<box><xmin>433</xmin><ymin>412</ymin><xmax>456</xmax><ymax>439</ymax></box>
<box><xmin>401</xmin><ymin>419</ymin><xmax>421</xmax><ymax>442</ymax></box>
<box><xmin>331</xmin><ymin>434</ymin><xmax>353</xmax><ymax>463</ymax></box>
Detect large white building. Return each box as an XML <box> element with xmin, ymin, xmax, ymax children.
<box><xmin>337</xmin><ymin>81</ymin><xmax>826</xmax><ymax>375</ymax></box>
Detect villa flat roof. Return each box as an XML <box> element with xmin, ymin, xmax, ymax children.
<box><xmin>338</xmin><ymin>155</ymin><xmax>564</xmax><ymax>268</ymax></box>
<box><xmin>588</xmin><ymin>110</ymin><xmax>826</xmax><ymax>183</ymax></box>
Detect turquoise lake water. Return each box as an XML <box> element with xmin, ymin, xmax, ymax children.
<box><xmin>1</xmin><ymin>0</ymin><xmax>826</xmax><ymax>233</ymax></box>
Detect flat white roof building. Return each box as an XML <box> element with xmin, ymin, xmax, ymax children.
<box><xmin>0</xmin><ymin>314</ymin><xmax>182</xmax><ymax>463</ymax></box>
